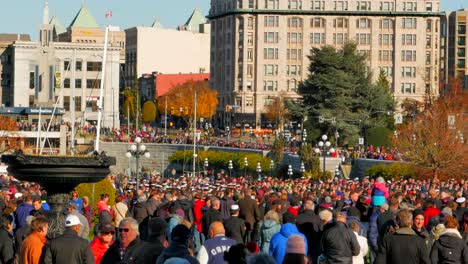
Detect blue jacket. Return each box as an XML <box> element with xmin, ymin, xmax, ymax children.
<box><xmin>14</xmin><ymin>202</ymin><xmax>33</xmax><ymax>230</ymax></box>
<box><xmin>368</xmin><ymin>209</ymin><xmax>381</xmax><ymax>250</ymax></box>
<box><xmin>269</xmin><ymin>223</ymin><xmax>308</xmax><ymax>264</ymax></box>
<box><xmin>260</xmin><ymin>220</ymin><xmax>281</xmax><ymax>253</ymax></box>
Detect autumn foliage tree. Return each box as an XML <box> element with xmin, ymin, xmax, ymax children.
<box><xmin>157</xmin><ymin>80</ymin><xmax>218</xmax><ymax>128</ymax></box>
<box><xmin>0</xmin><ymin>115</ymin><xmax>22</xmax><ymax>154</ymax></box>
<box><xmin>264</xmin><ymin>91</ymin><xmax>290</xmax><ymax>131</ymax></box>
<box><xmin>393</xmin><ymin>77</ymin><xmax>467</xmax><ymax>180</ymax></box>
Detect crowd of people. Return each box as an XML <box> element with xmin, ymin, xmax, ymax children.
<box><xmin>1</xmin><ymin>173</ymin><xmax>466</xmax><ymax>264</ymax></box>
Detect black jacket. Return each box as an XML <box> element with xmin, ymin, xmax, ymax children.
<box><xmin>175</xmin><ymin>198</ymin><xmax>194</xmax><ymax>222</ymax></box>
<box><xmin>320</xmin><ymin>221</ymin><xmax>360</xmax><ymax>263</ymax></box>
<box><xmin>0</xmin><ymin>228</ymin><xmax>14</xmax><ymax>264</ymax></box>
<box><xmin>43</xmin><ymin>228</ymin><xmax>94</xmax><ymax>264</ymax></box>
<box><xmin>201</xmin><ymin>208</ymin><xmax>222</xmax><ymax>238</ymax></box>
<box><xmin>296</xmin><ymin>210</ymin><xmax>323</xmax><ymax>257</ymax></box>
<box><xmin>101</xmin><ymin>237</ymin><xmax>143</xmax><ymax>264</ymax></box>
<box><xmin>430</xmin><ymin>231</ymin><xmax>468</xmax><ymax>264</ymax></box>
<box><xmin>131</xmin><ymin>235</ymin><xmax>165</xmax><ymax>264</ymax></box>
<box><xmin>156</xmin><ymin>242</ymin><xmax>199</xmax><ymax>264</ymax></box>
<box><xmin>132</xmin><ymin>201</ymin><xmax>149</xmax><ymax>224</ymax></box>
<box><xmin>223</xmin><ymin>216</ymin><xmax>246</xmax><ymax>244</ymax></box>
<box><xmin>375</xmin><ymin>227</ymin><xmax>430</xmax><ymax>264</ymax></box>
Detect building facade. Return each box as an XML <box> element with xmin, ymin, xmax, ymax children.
<box><xmin>10</xmin><ymin>3</ymin><xmax>122</xmax><ymax>129</ymax></box>
<box><xmin>125</xmin><ymin>9</ymin><xmax>211</xmax><ymax>88</ymax></box>
<box><xmin>442</xmin><ymin>9</ymin><xmax>468</xmax><ymax>89</ymax></box>
<box><xmin>209</xmin><ymin>0</ymin><xmax>442</xmax><ymax>128</ymax></box>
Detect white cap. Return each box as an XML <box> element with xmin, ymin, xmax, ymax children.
<box><xmin>230</xmin><ymin>204</ymin><xmax>240</xmax><ymax>211</ymax></box>
<box><xmin>456</xmin><ymin>197</ymin><xmax>466</xmax><ymax>204</ymax></box>
<box><xmin>65</xmin><ymin>214</ymin><xmax>80</xmax><ymax>227</ymax></box>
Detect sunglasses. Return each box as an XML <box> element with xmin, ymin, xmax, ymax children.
<box><xmin>118</xmin><ymin>228</ymin><xmax>130</xmax><ymax>233</ymax></box>
<box><xmin>102</xmin><ymin>231</ymin><xmax>115</xmax><ymax>235</ymax></box>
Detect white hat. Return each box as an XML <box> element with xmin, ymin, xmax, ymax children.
<box><xmin>456</xmin><ymin>197</ymin><xmax>466</xmax><ymax>204</ymax></box>
<box><xmin>230</xmin><ymin>204</ymin><xmax>240</xmax><ymax>211</ymax></box>
<box><xmin>65</xmin><ymin>214</ymin><xmax>81</xmax><ymax>227</ymax></box>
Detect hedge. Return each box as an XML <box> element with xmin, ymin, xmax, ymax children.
<box><xmin>366</xmin><ymin>163</ymin><xmax>416</xmax><ymax>180</ymax></box>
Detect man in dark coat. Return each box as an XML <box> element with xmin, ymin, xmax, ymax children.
<box><xmin>238</xmin><ymin>188</ymin><xmax>260</xmax><ymax>242</ymax></box>
<box><xmin>0</xmin><ymin>214</ymin><xmax>15</xmax><ymax>264</ymax></box>
<box><xmin>43</xmin><ymin>214</ymin><xmax>94</xmax><ymax>264</ymax></box>
<box><xmin>320</xmin><ymin>212</ymin><xmax>360</xmax><ymax>263</ymax></box>
<box><xmin>101</xmin><ymin>217</ymin><xmax>143</xmax><ymax>263</ymax></box>
<box><xmin>175</xmin><ymin>190</ymin><xmax>195</xmax><ymax>222</ymax></box>
<box><xmin>156</xmin><ymin>224</ymin><xmax>199</xmax><ymax>264</ymax></box>
<box><xmin>296</xmin><ymin>199</ymin><xmax>323</xmax><ymax>264</ymax></box>
<box><xmin>132</xmin><ymin>217</ymin><xmax>167</xmax><ymax>264</ymax></box>
<box><xmin>376</xmin><ymin>209</ymin><xmax>430</xmax><ymax>264</ymax></box>
<box><xmin>223</xmin><ymin>204</ymin><xmax>246</xmax><ymax>244</ymax></box>
<box><xmin>220</xmin><ymin>189</ymin><xmax>235</xmax><ymax>219</ymax></box>
<box><xmin>201</xmin><ymin>198</ymin><xmax>222</xmax><ymax>238</ymax></box>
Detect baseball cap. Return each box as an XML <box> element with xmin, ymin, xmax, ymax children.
<box><xmin>230</xmin><ymin>204</ymin><xmax>240</xmax><ymax>212</ymax></box>
<box><xmin>65</xmin><ymin>214</ymin><xmax>80</xmax><ymax>227</ymax></box>
<box><xmin>456</xmin><ymin>197</ymin><xmax>466</xmax><ymax>204</ymax></box>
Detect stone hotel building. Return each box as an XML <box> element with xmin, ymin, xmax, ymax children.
<box><xmin>208</xmin><ymin>0</ymin><xmax>442</xmax><ymax>127</ymax></box>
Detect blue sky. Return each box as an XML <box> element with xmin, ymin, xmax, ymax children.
<box><xmin>0</xmin><ymin>0</ymin><xmax>465</xmax><ymax>39</ymax></box>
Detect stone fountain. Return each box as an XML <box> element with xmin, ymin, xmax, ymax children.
<box><xmin>2</xmin><ymin>149</ymin><xmax>116</xmax><ymax>238</ymax></box>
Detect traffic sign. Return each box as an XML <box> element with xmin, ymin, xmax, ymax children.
<box><xmin>359</xmin><ymin>137</ymin><xmax>364</xmax><ymax>145</ymax></box>
<box><xmin>394</xmin><ymin>113</ymin><xmax>403</xmax><ymax>124</ymax></box>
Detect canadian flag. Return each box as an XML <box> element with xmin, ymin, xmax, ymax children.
<box><xmin>105</xmin><ymin>11</ymin><xmax>112</xmax><ymax>19</ymax></box>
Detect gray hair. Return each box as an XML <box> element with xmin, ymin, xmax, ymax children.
<box><xmin>247</xmin><ymin>253</ymin><xmax>276</xmax><ymax>264</ymax></box>
<box><xmin>304</xmin><ymin>200</ymin><xmax>315</xmax><ymax>211</ymax></box>
<box><xmin>25</xmin><ymin>215</ymin><xmax>35</xmax><ymax>226</ymax></box>
<box><xmin>396</xmin><ymin>209</ymin><xmax>413</xmax><ymax>228</ymax></box>
<box><xmin>119</xmin><ymin>217</ymin><xmax>139</xmax><ymax>235</ymax></box>
<box><xmin>211</xmin><ymin>198</ymin><xmax>220</xmax><ymax>206</ymax></box>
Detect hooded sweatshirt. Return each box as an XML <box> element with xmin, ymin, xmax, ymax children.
<box><xmin>269</xmin><ymin>223</ymin><xmax>308</xmax><ymax>263</ymax></box>
<box><xmin>260</xmin><ymin>220</ymin><xmax>281</xmax><ymax>253</ymax></box>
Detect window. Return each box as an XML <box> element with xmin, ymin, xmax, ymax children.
<box><xmin>287</xmin><ymin>49</ymin><xmax>302</xmax><ymax>60</ymax></box>
<box><xmin>86</xmin><ymin>79</ymin><xmax>101</xmax><ymax>89</ymax></box>
<box><xmin>311</xmin><ymin>33</ymin><xmax>325</xmax><ymax>44</ymax></box>
<box><xmin>426</xmin><ymin>35</ymin><xmax>432</xmax><ymax>48</ymax></box>
<box><xmin>311</xmin><ymin>18</ymin><xmax>326</xmax><ymax>28</ymax></box>
<box><xmin>72</xmin><ymin>96</ymin><xmax>81</xmax><ymax>112</ymax></box>
<box><xmin>76</xmin><ymin>61</ymin><xmax>82</xmax><ymax>71</ymax></box>
<box><xmin>288</xmin><ymin>0</ymin><xmax>302</xmax><ymax>9</ymax></box>
<box><xmin>333</xmin><ymin>33</ymin><xmax>348</xmax><ymax>44</ymax></box>
<box><xmin>401</xmin><ymin>83</ymin><xmax>416</xmax><ymax>94</ymax></box>
<box><xmin>247</xmin><ymin>33</ymin><xmax>254</xmax><ymax>45</ymax></box>
<box><xmin>311</xmin><ymin>1</ymin><xmax>325</xmax><ymax>10</ymax></box>
<box><xmin>287</xmin><ymin>65</ymin><xmax>301</xmax><ymax>76</ymax></box>
<box><xmin>357</xmin><ymin>18</ymin><xmax>371</xmax><ymax>29</ymax></box>
<box><xmin>265</xmin><ymin>0</ymin><xmax>279</xmax><ymax>9</ymax></box>
<box><xmin>247</xmin><ymin>49</ymin><xmax>253</xmax><ymax>61</ymax></box>
<box><xmin>64</xmin><ymin>78</ymin><xmax>71</xmax><ymax>88</ymax></box>
<box><xmin>425</xmin><ymin>2</ymin><xmax>433</xmax><ymax>11</ymax></box>
<box><xmin>288</xmin><ymin>80</ymin><xmax>298</xmax><ymax>92</ymax></box>
<box><xmin>29</xmin><ymin>72</ymin><xmax>35</xmax><ymax>89</ymax></box>
<box><xmin>334</xmin><ymin>18</ymin><xmax>348</xmax><ymax>28</ymax></box>
<box><xmin>264</xmin><ymin>16</ymin><xmax>279</xmax><ymax>27</ymax></box>
<box><xmin>402</xmin><ymin>18</ymin><xmax>417</xmax><ymax>29</ymax></box>
<box><xmin>247</xmin><ymin>65</ymin><xmax>253</xmax><ymax>77</ymax></box>
<box><xmin>287</xmin><ymin>33</ymin><xmax>303</xmax><ymax>44</ymax></box>
<box><xmin>379</xmin><ymin>50</ymin><xmax>393</xmax><ymax>61</ymax></box>
<box><xmin>459</xmin><ymin>36</ymin><xmax>466</xmax><ymax>46</ymax></box>
<box><xmin>264</xmin><ymin>98</ymin><xmax>274</xmax><ymax>106</ymax></box>
<box><xmin>263</xmin><ymin>81</ymin><xmax>278</xmax><ymax>91</ymax></box>
<box><xmin>458</xmin><ymin>24</ymin><xmax>466</xmax><ymax>34</ymax></box>
<box><xmin>86</xmin><ymin>98</ymin><xmax>98</xmax><ymax>112</ymax></box>
<box><xmin>426</xmin><ymin>20</ymin><xmax>432</xmax><ymax>32</ymax></box>
<box><xmin>356</xmin><ymin>33</ymin><xmax>371</xmax><ymax>45</ymax></box>
<box><xmin>357</xmin><ymin>1</ymin><xmax>371</xmax><ymax>11</ymax></box>
<box><xmin>64</xmin><ymin>61</ymin><xmax>71</xmax><ymax>71</ymax></box>
<box><xmin>264</xmin><ymin>65</ymin><xmax>279</xmax><ymax>76</ymax></box>
<box><xmin>334</xmin><ymin>1</ymin><xmax>348</xmax><ymax>10</ymax></box>
<box><xmin>401</xmin><ymin>50</ymin><xmax>417</xmax><ymax>61</ymax></box>
<box><xmin>379</xmin><ymin>66</ymin><xmax>393</xmax><ymax>77</ymax></box>
<box><xmin>426</xmin><ymin>51</ymin><xmax>431</xmax><ymax>65</ymax></box>
<box><xmin>249</xmin><ymin>0</ymin><xmax>254</xmax><ymax>8</ymax></box>
<box><xmin>379</xmin><ymin>34</ymin><xmax>393</xmax><ymax>45</ymax></box>
<box><xmin>64</xmin><ymin>96</ymin><xmax>70</xmax><ymax>111</ymax></box>
<box><xmin>380</xmin><ymin>2</ymin><xmax>395</xmax><ymax>11</ymax></box>
<box><xmin>402</xmin><ymin>2</ymin><xmax>417</xmax><ymax>11</ymax></box>
<box><xmin>246</xmin><ymin>97</ymin><xmax>253</xmax><ymax>107</ymax></box>
<box><xmin>86</xmin><ymin>62</ymin><xmax>102</xmax><ymax>71</ymax></box>
<box><xmin>380</xmin><ymin>19</ymin><xmax>393</xmax><ymax>29</ymax></box>
<box><xmin>288</xmin><ymin>17</ymin><xmax>303</xmax><ymax>28</ymax></box>
<box><xmin>264</xmin><ymin>32</ymin><xmax>280</xmax><ymax>44</ymax></box>
<box><xmin>264</xmin><ymin>48</ymin><xmax>279</xmax><ymax>59</ymax></box>
<box><xmin>402</xmin><ymin>34</ymin><xmax>417</xmax><ymax>45</ymax></box>
<box><xmin>247</xmin><ymin>17</ymin><xmax>254</xmax><ymax>29</ymax></box>
<box><xmin>236</xmin><ymin>97</ymin><xmax>242</xmax><ymax>107</ymax></box>
<box><xmin>401</xmin><ymin>67</ymin><xmax>416</xmax><ymax>77</ymax></box>
<box><xmin>75</xmin><ymin>79</ymin><xmax>82</xmax><ymax>88</ymax></box>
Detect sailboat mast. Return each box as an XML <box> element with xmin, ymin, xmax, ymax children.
<box><xmin>192</xmin><ymin>91</ymin><xmax>197</xmax><ymax>178</ymax></box>
<box><xmin>95</xmin><ymin>26</ymin><xmax>109</xmax><ymax>152</ymax></box>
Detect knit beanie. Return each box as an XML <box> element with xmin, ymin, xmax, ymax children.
<box><xmin>286</xmin><ymin>235</ymin><xmax>306</xmax><ymax>255</ymax></box>
<box><xmin>412</xmin><ymin>208</ymin><xmax>424</xmax><ymax>220</ymax></box>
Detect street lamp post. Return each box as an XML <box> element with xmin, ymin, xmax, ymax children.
<box><xmin>256</xmin><ymin>162</ymin><xmax>262</xmax><ymax>180</ymax></box>
<box><xmin>228</xmin><ymin>160</ymin><xmax>233</xmax><ymax>177</ymax></box>
<box><xmin>287</xmin><ymin>164</ymin><xmax>293</xmax><ymax>179</ymax></box>
<box><xmin>314</xmin><ymin>135</ymin><xmax>336</xmax><ymax>180</ymax></box>
<box><xmin>126</xmin><ymin>136</ymin><xmax>150</xmax><ymax>190</ymax></box>
<box><xmin>270</xmin><ymin>160</ymin><xmax>274</xmax><ymax>177</ymax></box>
<box><xmin>226</xmin><ymin>126</ymin><xmax>230</xmax><ymax>143</ymax></box>
<box><xmin>204</xmin><ymin>158</ymin><xmax>209</xmax><ymax>176</ymax></box>
<box><xmin>244</xmin><ymin>157</ymin><xmax>248</xmax><ymax>177</ymax></box>
<box><xmin>302</xmin><ymin>129</ymin><xmax>307</xmax><ymax>146</ymax></box>
<box><xmin>300</xmin><ymin>162</ymin><xmax>305</xmax><ymax>177</ymax></box>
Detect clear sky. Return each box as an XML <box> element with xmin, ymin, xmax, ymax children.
<box><xmin>0</xmin><ymin>0</ymin><xmax>466</xmax><ymax>39</ymax></box>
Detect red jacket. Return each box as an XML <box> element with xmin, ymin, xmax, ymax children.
<box><xmin>424</xmin><ymin>207</ymin><xmax>441</xmax><ymax>227</ymax></box>
<box><xmin>193</xmin><ymin>199</ymin><xmax>205</xmax><ymax>233</ymax></box>
<box><xmin>90</xmin><ymin>237</ymin><xmax>113</xmax><ymax>264</ymax></box>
